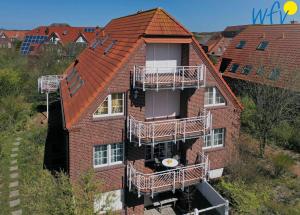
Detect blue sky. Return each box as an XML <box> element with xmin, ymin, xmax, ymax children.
<box><xmin>1</xmin><ymin>0</ymin><xmax>299</xmax><ymax>32</ymax></box>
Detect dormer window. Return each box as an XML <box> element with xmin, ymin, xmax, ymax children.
<box><xmin>236</xmin><ymin>40</ymin><xmax>246</xmax><ymax>49</ymax></box>
<box><xmin>93</xmin><ymin>93</ymin><xmax>124</xmax><ymax>117</ymax></box>
<box><xmin>257</xmin><ymin>41</ymin><xmax>269</xmax><ymax>51</ymax></box>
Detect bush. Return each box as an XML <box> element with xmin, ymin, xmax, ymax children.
<box><xmin>216</xmin><ymin>179</ymin><xmax>269</xmax><ymax>214</ymax></box>
<box><xmin>0</xmin><ymin>68</ymin><xmax>22</xmax><ymax>97</ymax></box>
<box><xmin>272</xmin><ymin>153</ymin><xmax>295</xmax><ymax>176</ymax></box>
<box><xmin>240</xmin><ymin>96</ymin><xmax>257</xmax><ymax>133</ymax></box>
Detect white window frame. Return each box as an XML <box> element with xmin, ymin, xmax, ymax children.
<box><xmin>203</xmin><ymin>128</ymin><xmax>225</xmax><ymax>150</ymax></box>
<box><xmin>93</xmin><ymin>93</ymin><xmax>124</xmax><ymax>118</ymax></box>
<box><xmin>204</xmin><ymin>87</ymin><xmax>226</xmax><ymax>107</ymax></box>
<box><xmin>93</xmin><ymin>143</ymin><xmax>124</xmax><ymax>168</ymax></box>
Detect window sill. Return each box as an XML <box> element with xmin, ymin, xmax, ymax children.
<box><xmin>92</xmin><ymin>115</ymin><xmax>125</xmax><ymax>122</ymax></box>
<box><xmin>94</xmin><ymin>163</ymin><xmax>125</xmax><ymax>172</ymax></box>
<box><xmin>203</xmin><ymin>146</ymin><xmax>225</xmax><ymax>152</ymax></box>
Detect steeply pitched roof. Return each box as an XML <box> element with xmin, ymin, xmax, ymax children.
<box><xmin>60</xmin><ymin>8</ymin><xmax>242</xmax><ymax>129</ymax></box>
<box><xmin>220</xmin><ymin>24</ymin><xmax>300</xmax><ymax>91</ymax></box>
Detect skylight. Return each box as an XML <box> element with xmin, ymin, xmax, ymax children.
<box><xmin>241</xmin><ymin>65</ymin><xmax>252</xmax><ymax>75</ymax></box>
<box><xmin>66</xmin><ymin>67</ymin><xmax>84</xmax><ymax>97</ymax></box>
<box><xmin>104</xmin><ymin>40</ymin><xmax>117</xmax><ymax>55</ymax></box>
<box><xmin>236</xmin><ymin>40</ymin><xmax>246</xmax><ymax>49</ymax></box>
<box><xmin>269</xmin><ymin>68</ymin><xmax>280</xmax><ymax>81</ymax></box>
<box><xmin>230</xmin><ymin>64</ymin><xmax>239</xmax><ymax>73</ymax></box>
<box><xmin>90</xmin><ymin>35</ymin><xmax>109</xmax><ymax>50</ymax></box>
<box><xmin>257</xmin><ymin>41</ymin><xmax>269</xmax><ymax>51</ymax></box>
<box><xmin>256</xmin><ymin>66</ymin><xmax>264</xmax><ymax>76</ymax></box>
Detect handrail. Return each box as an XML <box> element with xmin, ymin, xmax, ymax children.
<box><xmin>129</xmin><ymin>110</ymin><xmax>212</xmax><ymax>145</ymax></box>
<box><xmin>127</xmin><ymin>152</ymin><xmax>209</xmax><ymax>197</ymax></box>
<box><xmin>133</xmin><ymin>65</ymin><xmax>206</xmax><ymax>90</ymax></box>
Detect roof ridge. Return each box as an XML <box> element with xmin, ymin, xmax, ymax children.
<box><xmin>111</xmin><ymin>8</ymin><xmax>159</xmax><ymax>21</ymax></box>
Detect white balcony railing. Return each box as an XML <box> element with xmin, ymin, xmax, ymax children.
<box><xmin>38</xmin><ymin>75</ymin><xmax>64</xmax><ymax>93</ymax></box>
<box><xmin>128</xmin><ymin>110</ymin><xmax>212</xmax><ymax>146</ymax></box>
<box><xmin>127</xmin><ymin>152</ymin><xmax>210</xmax><ymax>197</ymax></box>
<box><xmin>133</xmin><ymin>65</ymin><xmax>206</xmax><ymax>90</ymax></box>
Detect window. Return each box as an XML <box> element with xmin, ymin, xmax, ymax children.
<box><xmin>94</xmin><ymin>93</ymin><xmax>124</xmax><ymax>117</ymax></box>
<box><xmin>256</xmin><ymin>66</ymin><xmax>264</xmax><ymax>76</ymax></box>
<box><xmin>257</xmin><ymin>41</ymin><xmax>269</xmax><ymax>51</ymax></box>
<box><xmin>236</xmin><ymin>40</ymin><xmax>246</xmax><ymax>49</ymax></box>
<box><xmin>204</xmin><ymin>128</ymin><xmax>225</xmax><ymax>149</ymax></box>
<box><xmin>269</xmin><ymin>68</ymin><xmax>280</xmax><ymax>80</ymax></box>
<box><xmin>241</xmin><ymin>65</ymin><xmax>252</xmax><ymax>75</ymax></box>
<box><xmin>230</xmin><ymin>64</ymin><xmax>239</xmax><ymax>73</ymax></box>
<box><xmin>204</xmin><ymin>87</ymin><xmax>226</xmax><ymax>107</ymax></box>
<box><xmin>94</xmin><ymin>143</ymin><xmax>123</xmax><ymax>168</ymax></box>
<box><xmin>145</xmin><ymin>142</ymin><xmax>173</xmax><ymax>161</ymax></box>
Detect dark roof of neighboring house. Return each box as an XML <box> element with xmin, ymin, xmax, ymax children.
<box><xmin>60</xmin><ymin>8</ymin><xmax>242</xmax><ymax>129</ymax></box>
<box><xmin>221</xmin><ymin>24</ymin><xmax>300</xmax><ymax>91</ymax></box>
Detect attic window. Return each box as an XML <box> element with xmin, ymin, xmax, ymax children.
<box><xmin>230</xmin><ymin>64</ymin><xmax>239</xmax><ymax>73</ymax></box>
<box><xmin>104</xmin><ymin>40</ymin><xmax>117</xmax><ymax>55</ymax></box>
<box><xmin>236</xmin><ymin>40</ymin><xmax>246</xmax><ymax>49</ymax></box>
<box><xmin>93</xmin><ymin>93</ymin><xmax>124</xmax><ymax>117</ymax></box>
<box><xmin>269</xmin><ymin>68</ymin><xmax>280</xmax><ymax>81</ymax></box>
<box><xmin>257</xmin><ymin>41</ymin><xmax>269</xmax><ymax>51</ymax></box>
<box><xmin>241</xmin><ymin>65</ymin><xmax>252</xmax><ymax>75</ymax></box>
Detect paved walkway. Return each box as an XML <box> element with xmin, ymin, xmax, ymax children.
<box><xmin>9</xmin><ymin>137</ymin><xmax>22</xmax><ymax>215</ymax></box>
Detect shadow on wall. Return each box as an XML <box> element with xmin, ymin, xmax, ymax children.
<box><xmin>43</xmin><ymin>100</ymin><xmax>68</xmax><ymax>173</ymax></box>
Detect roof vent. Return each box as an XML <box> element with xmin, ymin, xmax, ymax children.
<box><xmin>63</xmin><ymin>30</ymin><xmax>68</xmax><ymax>35</ymax></box>
<box><xmin>282</xmin><ymin>32</ymin><xmax>285</xmax><ymax>39</ymax></box>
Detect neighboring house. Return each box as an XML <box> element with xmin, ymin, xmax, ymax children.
<box><xmin>196</xmin><ymin>25</ymin><xmax>248</xmax><ymax>65</ymax></box>
<box><xmin>20</xmin><ymin>24</ymin><xmax>101</xmax><ymax>55</ymax></box>
<box><xmin>60</xmin><ymin>8</ymin><xmax>242</xmax><ymax>214</ymax></box>
<box><xmin>0</xmin><ymin>30</ymin><xmax>29</xmax><ymax>48</ymax></box>
<box><xmin>219</xmin><ymin>24</ymin><xmax>300</xmax><ymax>91</ymax></box>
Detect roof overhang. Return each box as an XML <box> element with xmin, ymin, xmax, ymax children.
<box><xmin>143</xmin><ymin>37</ymin><xmax>192</xmax><ymax>44</ymax></box>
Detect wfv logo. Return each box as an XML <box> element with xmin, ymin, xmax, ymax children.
<box><xmin>252</xmin><ymin>1</ymin><xmax>298</xmax><ymax>24</ymax></box>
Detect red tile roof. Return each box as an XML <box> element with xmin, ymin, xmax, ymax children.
<box><xmin>60</xmin><ymin>8</ymin><xmax>242</xmax><ymax>129</ymax></box>
<box><xmin>1</xmin><ymin>30</ymin><xmax>29</xmax><ymax>40</ymax></box>
<box><xmin>220</xmin><ymin>24</ymin><xmax>300</xmax><ymax>91</ymax></box>
<box><xmin>26</xmin><ymin>26</ymin><xmax>101</xmax><ymax>45</ymax></box>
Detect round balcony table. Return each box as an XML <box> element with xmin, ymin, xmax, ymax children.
<box><xmin>162</xmin><ymin>158</ymin><xmax>179</xmax><ymax>168</ymax></box>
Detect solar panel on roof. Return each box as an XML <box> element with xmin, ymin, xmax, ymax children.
<box><xmin>20</xmin><ymin>35</ymin><xmax>48</xmax><ymax>55</ymax></box>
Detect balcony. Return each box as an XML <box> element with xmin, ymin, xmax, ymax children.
<box><xmin>127</xmin><ymin>153</ymin><xmax>210</xmax><ymax>197</ymax></box>
<box><xmin>133</xmin><ymin>65</ymin><xmax>206</xmax><ymax>91</ymax></box>
<box><xmin>128</xmin><ymin>110</ymin><xmax>212</xmax><ymax>146</ymax></box>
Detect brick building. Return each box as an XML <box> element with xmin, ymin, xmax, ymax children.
<box><xmin>20</xmin><ymin>24</ymin><xmax>101</xmax><ymax>55</ymax></box>
<box><xmin>60</xmin><ymin>8</ymin><xmax>242</xmax><ymax>214</ymax></box>
<box><xmin>219</xmin><ymin>24</ymin><xmax>300</xmax><ymax>91</ymax></box>
<box><xmin>0</xmin><ymin>30</ymin><xmax>28</xmax><ymax>48</ymax></box>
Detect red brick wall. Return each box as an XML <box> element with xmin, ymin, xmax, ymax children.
<box><xmin>67</xmin><ymin>40</ymin><xmax>241</xmax><ymax>212</ymax></box>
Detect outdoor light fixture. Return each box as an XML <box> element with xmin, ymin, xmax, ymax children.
<box><xmin>133</xmin><ymin>89</ymin><xmax>139</xmax><ymax>99</ymax></box>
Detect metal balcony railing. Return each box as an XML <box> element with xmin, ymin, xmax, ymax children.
<box><xmin>127</xmin><ymin>152</ymin><xmax>210</xmax><ymax>197</ymax></box>
<box><xmin>128</xmin><ymin>110</ymin><xmax>212</xmax><ymax>146</ymax></box>
<box><xmin>38</xmin><ymin>75</ymin><xmax>64</xmax><ymax>93</ymax></box>
<box><xmin>133</xmin><ymin>65</ymin><xmax>206</xmax><ymax>90</ymax></box>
